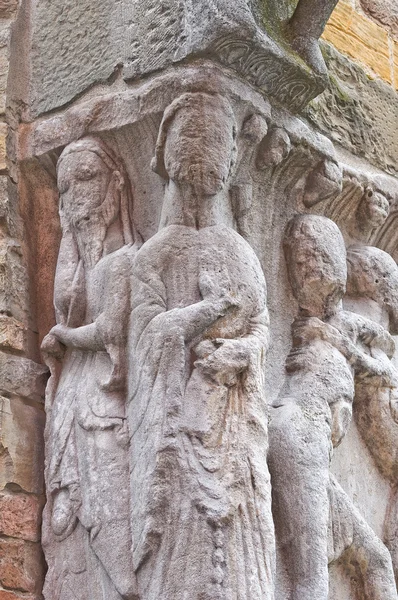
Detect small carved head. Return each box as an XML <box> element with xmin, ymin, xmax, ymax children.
<box><xmin>302</xmin><ymin>159</ymin><xmax>343</xmax><ymax>208</ymax></box>
<box><xmin>347</xmin><ymin>245</ymin><xmax>398</xmax><ymax>335</ymax></box>
<box><xmin>284</xmin><ymin>215</ymin><xmax>347</xmax><ymax>318</ymax></box>
<box><xmin>256</xmin><ymin>127</ymin><xmax>291</xmax><ymax>169</ymax></box>
<box><xmin>152</xmin><ymin>92</ymin><xmax>237</xmax><ymax>197</ymax></box>
<box><xmin>356</xmin><ymin>187</ymin><xmax>390</xmax><ymax>231</ymax></box>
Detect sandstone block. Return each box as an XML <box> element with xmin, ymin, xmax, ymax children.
<box><xmin>0</xmin><ymin>238</ymin><xmax>29</xmax><ymax>322</ymax></box>
<box><xmin>0</xmin><ymin>592</ymin><xmax>38</xmax><ymax>600</ymax></box>
<box><xmin>0</xmin><ymin>353</ymin><xmax>47</xmax><ymax>400</ymax></box>
<box><xmin>306</xmin><ymin>43</ymin><xmax>398</xmax><ymax>177</ymax></box>
<box><xmin>360</xmin><ymin>0</ymin><xmax>398</xmax><ymax>37</ymax></box>
<box><xmin>0</xmin><ymin>396</ymin><xmax>45</xmax><ymax>494</ymax></box>
<box><xmin>0</xmin><ymin>20</ymin><xmax>11</xmax><ymax>116</ymax></box>
<box><xmin>0</xmin><ymin>492</ymin><xmax>42</xmax><ymax>541</ymax></box>
<box><xmin>0</xmin><ymin>123</ymin><xmax>6</xmax><ymax>171</ymax></box>
<box><xmin>0</xmin><ymin>315</ymin><xmax>26</xmax><ymax>352</ymax></box>
<box><xmin>0</xmin><ymin>539</ymin><xmax>43</xmax><ymax>594</ymax></box>
<box><xmin>323</xmin><ymin>0</ymin><xmax>392</xmax><ymax>82</ymax></box>
<box><xmin>0</xmin><ymin>0</ymin><xmax>18</xmax><ymax>18</ymax></box>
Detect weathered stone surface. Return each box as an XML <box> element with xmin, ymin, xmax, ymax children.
<box><xmin>0</xmin><ymin>315</ymin><xmax>26</xmax><ymax>352</ymax></box>
<box><xmin>0</xmin><ymin>0</ymin><xmax>17</xmax><ymax>18</ymax></box>
<box><xmin>0</xmin><ymin>492</ymin><xmax>42</xmax><ymax>541</ymax></box>
<box><xmin>305</xmin><ymin>42</ymin><xmax>398</xmax><ymax>176</ymax></box>
<box><xmin>18</xmin><ymin>0</ymin><xmax>340</xmax><ymax>118</ymax></box>
<box><xmin>0</xmin><ymin>123</ymin><xmax>6</xmax><ymax>171</ymax></box>
<box><xmin>0</xmin><ymin>539</ymin><xmax>44</xmax><ymax>594</ymax></box>
<box><xmin>0</xmin><ymin>21</ymin><xmax>10</xmax><ymax>116</ymax></box>
<box><xmin>0</xmin><ymin>592</ymin><xmax>38</xmax><ymax>600</ymax></box>
<box><xmin>26</xmin><ymin>0</ymin><xmax>117</xmax><ymax>117</ymax></box>
<box><xmin>0</xmin><ymin>237</ymin><xmax>29</xmax><ymax>323</ymax></box>
<box><xmin>360</xmin><ymin>0</ymin><xmax>398</xmax><ymax>36</ymax></box>
<box><xmin>0</xmin><ymin>396</ymin><xmax>45</xmax><ymax>494</ymax></box>
<box><xmin>0</xmin><ymin>353</ymin><xmax>47</xmax><ymax>400</ymax></box>
<box><xmin>394</xmin><ymin>40</ymin><xmax>398</xmax><ymax>89</ymax></box>
<box><xmin>323</xmin><ymin>0</ymin><xmax>392</xmax><ymax>82</ymax></box>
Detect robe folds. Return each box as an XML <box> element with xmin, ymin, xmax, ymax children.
<box><xmin>128</xmin><ymin>224</ymin><xmax>275</xmax><ymax>600</ymax></box>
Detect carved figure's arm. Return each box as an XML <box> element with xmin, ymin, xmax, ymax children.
<box><xmin>292</xmin><ymin>317</ymin><xmax>395</xmax><ymax>382</ymax></box>
<box><xmin>49</xmin><ymin>322</ymin><xmax>104</xmax><ymax>351</ymax></box>
<box><xmin>194</xmin><ymin>309</ymin><xmax>269</xmax><ymax>385</ymax></box>
<box><xmin>159</xmin><ymin>296</ymin><xmax>238</xmax><ymax>344</ymax></box>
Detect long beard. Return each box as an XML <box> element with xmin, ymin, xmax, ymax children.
<box><xmin>73</xmin><ymin>214</ymin><xmax>107</xmax><ymax>269</ymax></box>
<box><xmin>70</xmin><ymin>187</ymin><xmax>119</xmax><ymax>268</ymax></box>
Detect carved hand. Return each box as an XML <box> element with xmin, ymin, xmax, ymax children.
<box><xmin>41</xmin><ymin>332</ymin><xmax>65</xmax><ymax>359</ymax></box>
<box><xmin>49</xmin><ymin>324</ymin><xmax>73</xmax><ymax>346</ymax></box>
<box><xmin>195</xmin><ymin>338</ymin><xmax>251</xmax><ymax>386</ymax></box>
<box><xmin>199</xmin><ymin>271</ymin><xmax>240</xmax><ymax>316</ymax></box>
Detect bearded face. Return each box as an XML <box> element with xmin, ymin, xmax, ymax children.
<box><xmin>57</xmin><ymin>151</ymin><xmax>118</xmax><ymax>267</ymax></box>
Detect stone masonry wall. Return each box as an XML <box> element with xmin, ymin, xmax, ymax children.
<box><xmin>323</xmin><ymin>0</ymin><xmax>398</xmax><ymax>86</ymax></box>
<box><xmin>0</xmin><ymin>2</ymin><xmax>47</xmax><ymax>600</ymax></box>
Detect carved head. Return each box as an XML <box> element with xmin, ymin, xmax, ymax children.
<box><xmin>356</xmin><ymin>187</ymin><xmax>390</xmax><ymax>231</ymax></box>
<box><xmin>347</xmin><ymin>246</ymin><xmax>398</xmax><ymax>334</ymax></box>
<box><xmin>256</xmin><ymin>127</ymin><xmax>291</xmax><ymax>169</ymax></box>
<box><xmin>152</xmin><ymin>93</ymin><xmax>237</xmax><ymax>197</ymax></box>
<box><xmin>284</xmin><ymin>215</ymin><xmax>347</xmax><ymax>318</ymax></box>
<box><xmin>302</xmin><ymin>159</ymin><xmax>343</xmax><ymax>208</ymax></box>
<box><xmin>57</xmin><ymin>137</ymin><xmax>133</xmax><ymax>264</ymax></box>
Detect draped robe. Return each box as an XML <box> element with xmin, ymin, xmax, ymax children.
<box><xmin>128</xmin><ymin>224</ymin><xmax>275</xmax><ymax>600</ymax></box>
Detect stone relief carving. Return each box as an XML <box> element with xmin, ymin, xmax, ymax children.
<box><xmin>344</xmin><ymin>245</ymin><xmax>398</xmax><ymax>585</ymax></box>
<box><xmin>41</xmin><ymin>137</ymin><xmax>138</xmax><ymax>600</ymax></box>
<box><xmin>33</xmin><ymin>59</ymin><xmax>398</xmax><ymax>600</ymax></box>
<box><xmin>269</xmin><ymin>214</ymin><xmax>397</xmax><ymax>600</ymax></box>
<box><xmin>128</xmin><ymin>92</ymin><xmax>275</xmax><ymax>600</ymax></box>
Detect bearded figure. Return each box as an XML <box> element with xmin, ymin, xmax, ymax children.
<box><xmin>42</xmin><ymin>137</ymin><xmax>138</xmax><ymax>600</ymax></box>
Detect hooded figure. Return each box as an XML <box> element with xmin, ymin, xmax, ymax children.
<box><xmin>128</xmin><ymin>92</ymin><xmax>275</xmax><ymax>600</ymax></box>
<box><xmin>42</xmin><ymin>137</ymin><xmax>138</xmax><ymax>600</ymax></box>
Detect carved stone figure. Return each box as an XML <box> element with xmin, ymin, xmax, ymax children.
<box><xmin>128</xmin><ymin>93</ymin><xmax>275</xmax><ymax>600</ymax></box>
<box><xmin>354</xmin><ymin>187</ymin><xmax>390</xmax><ymax>240</ymax></box>
<box><xmin>269</xmin><ymin>214</ymin><xmax>397</xmax><ymax>600</ymax></box>
<box><xmin>41</xmin><ymin>137</ymin><xmax>137</xmax><ymax>600</ymax></box>
<box><xmin>344</xmin><ymin>245</ymin><xmax>398</xmax><ymax>583</ymax></box>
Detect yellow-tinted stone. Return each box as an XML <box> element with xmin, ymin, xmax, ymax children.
<box><xmin>393</xmin><ymin>40</ymin><xmax>398</xmax><ymax>89</ymax></box>
<box><xmin>323</xmin><ymin>1</ymin><xmax>392</xmax><ymax>83</ymax></box>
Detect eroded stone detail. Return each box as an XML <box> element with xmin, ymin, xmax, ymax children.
<box><xmin>129</xmin><ymin>92</ymin><xmax>275</xmax><ymax>600</ymax></box>
<box><xmin>41</xmin><ymin>137</ymin><xmax>138</xmax><ymax>600</ymax></box>
<box><xmin>28</xmin><ymin>46</ymin><xmax>398</xmax><ymax>600</ymax></box>
<box><xmin>269</xmin><ymin>214</ymin><xmax>397</xmax><ymax>600</ymax></box>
